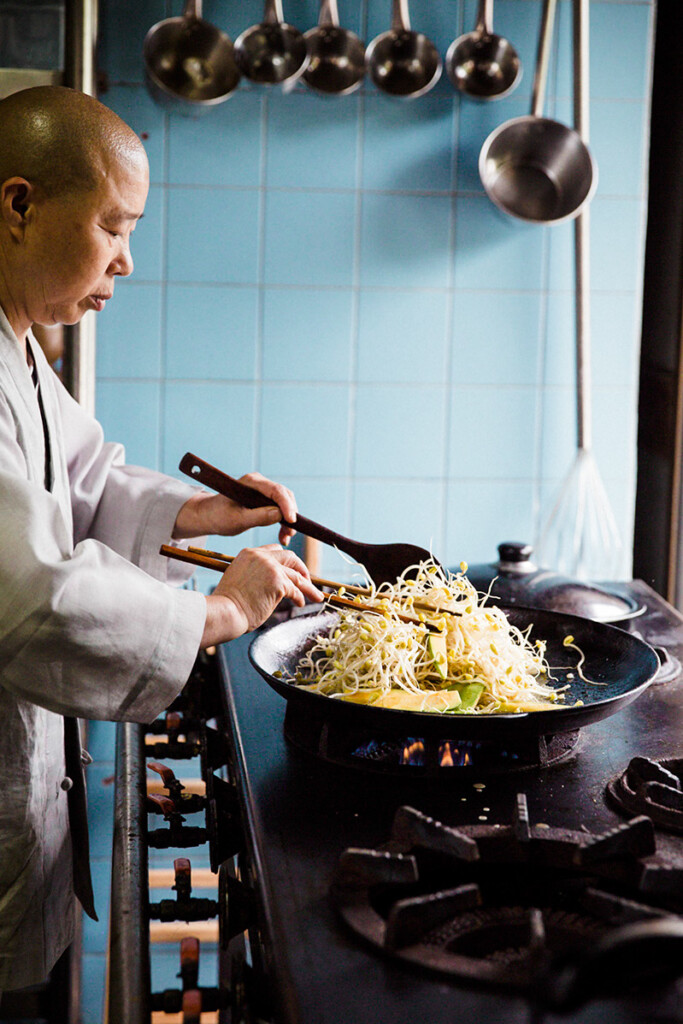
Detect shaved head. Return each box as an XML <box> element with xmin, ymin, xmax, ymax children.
<box><xmin>0</xmin><ymin>86</ymin><xmax>147</xmax><ymax>198</ymax></box>
<box><xmin>0</xmin><ymin>86</ymin><xmax>149</xmax><ymax>343</ymax></box>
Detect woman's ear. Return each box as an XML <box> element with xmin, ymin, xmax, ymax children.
<box><xmin>0</xmin><ymin>178</ymin><xmax>33</xmax><ymax>239</ymax></box>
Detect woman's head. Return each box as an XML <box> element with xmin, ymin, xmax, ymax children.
<box><xmin>0</xmin><ymin>87</ymin><xmax>149</xmax><ymax>339</ymax></box>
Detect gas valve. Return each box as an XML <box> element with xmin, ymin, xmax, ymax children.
<box><xmin>149</xmin><ymin>858</ymin><xmax>218</xmax><ymax>923</ymax></box>
<box><xmin>147</xmin><ymin>794</ymin><xmax>208</xmax><ymax>849</ymax></box>
<box><xmin>147</xmin><ymin>761</ymin><xmax>206</xmax><ymax>814</ymax></box>
<box><xmin>150</xmin><ymin>935</ymin><xmax>227</xmax><ymax>1016</ymax></box>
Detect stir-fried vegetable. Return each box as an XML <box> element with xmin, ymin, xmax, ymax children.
<box><xmin>287</xmin><ymin>560</ymin><xmax>572</xmax><ymax>714</ymax></box>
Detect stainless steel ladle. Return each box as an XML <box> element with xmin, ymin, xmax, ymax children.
<box><xmin>303</xmin><ymin>0</ymin><xmax>366</xmax><ymax>95</ymax></box>
<box><xmin>234</xmin><ymin>0</ymin><xmax>309</xmax><ymax>87</ymax></box>
<box><xmin>143</xmin><ymin>0</ymin><xmax>240</xmax><ymax>114</ymax></box>
<box><xmin>446</xmin><ymin>0</ymin><xmax>521</xmax><ymax>100</ymax></box>
<box><xmin>366</xmin><ymin>0</ymin><xmax>442</xmax><ymax>99</ymax></box>
<box><xmin>478</xmin><ymin>0</ymin><xmax>596</xmax><ymax>223</ymax></box>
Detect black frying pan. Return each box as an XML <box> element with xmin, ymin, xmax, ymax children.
<box><xmin>248</xmin><ymin>606</ymin><xmax>660</xmax><ymax>739</ymax></box>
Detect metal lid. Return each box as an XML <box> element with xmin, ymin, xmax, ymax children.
<box><xmin>464</xmin><ymin>542</ymin><xmax>643</xmax><ymax>624</ymax></box>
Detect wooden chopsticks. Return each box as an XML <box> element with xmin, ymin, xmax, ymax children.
<box><xmin>159</xmin><ymin>544</ymin><xmax>433</xmax><ymax>628</ymax></box>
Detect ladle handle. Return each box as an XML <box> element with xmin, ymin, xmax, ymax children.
<box><xmin>531</xmin><ymin>0</ymin><xmax>557</xmax><ymax>118</ymax></box>
<box><xmin>262</xmin><ymin>0</ymin><xmax>284</xmax><ymax>27</ymax></box>
<box><xmin>318</xmin><ymin>0</ymin><xmax>340</xmax><ymax>27</ymax></box>
<box><xmin>391</xmin><ymin>0</ymin><xmax>411</xmax><ymax>33</ymax></box>
<box><xmin>475</xmin><ymin>0</ymin><xmax>493</xmax><ymax>36</ymax></box>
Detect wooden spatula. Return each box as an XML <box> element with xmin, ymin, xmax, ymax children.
<box><xmin>179</xmin><ymin>452</ymin><xmax>442</xmax><ymax>586</ymax></box>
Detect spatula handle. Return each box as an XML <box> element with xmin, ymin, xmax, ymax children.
<box><xmin>180</xmin><ymin>452</ymin><xmax>280</xmax><ymax>511</ymax></box>
<box><xmin>179</xmin><ymin>452</ymin><xmax>358</xmax><ymax>555</ymax></box>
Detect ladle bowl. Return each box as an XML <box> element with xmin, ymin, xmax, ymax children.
<box><xmin>143</xmin><ymin>0</ymin><xmax>240</xmax><ymax>114</ymax></box>
<box><xmin>479</xmin><ymin>114</ymin><xmax>596</xmax><ymax>223</ymax></box>
<box><xmin>366</xmin><ymin>0</ymin><xmax>441</xmax><ymax>99</ymax></box>
<box><xmin>234</xmin><ymin>0</ymin><xmax>308</xmax><ymax>86</ymax></box>
<box><xmin>447</xmin><ymin>31</ymin><xmax>520</xmax><ymax>99</ymax></box>
<box><xmin>303</xmin><ymin>0</ymin><xmax>365</xmax><ymax>96</ymax></box>
<box><xmin>303</xmin><ymin>28</ymin><xmax>366</xmax><ymax>94</ymax></box>
<box><xmin>446</xmin><ymin>0</ymin><xmax>520</xmax><ymax>100</ymax></box>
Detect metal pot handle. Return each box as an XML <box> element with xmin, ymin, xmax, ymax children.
<box><xmin>475</xmin><ymin>0</ymin><xmax>493</xmax><ymax>36</ymax></box>
<box><xmin>318</xmin><ymin>0</ymin><xmax>340</xmax><ymax>27</ymax></box>
<box><xmin>262</xmin><ymin>0</ymin><xmax>285</xmax><ymax>27</ymax></box>
<box><xmin>391</xmin><ymin>0</ymin><xmax>411</xmax><ymax>33</ymax></box>
<box><xmin>537</xmin><ymin>918</ymin><xmax>683</xmax><ymax>1012</ymax></box>
<box><xmin>182</xmin><ymin>0</ymin><xmax>201</xmax><ymax>19</ymax></box>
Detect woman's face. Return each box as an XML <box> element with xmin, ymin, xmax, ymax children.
<box><xmin>23</xmin><ymin>147</ymin><xmax>149</xmax><ymax>328</ymax></box>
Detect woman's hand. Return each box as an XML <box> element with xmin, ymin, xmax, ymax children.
<box><xmin>173</xmin><ymin>472</ymin><xmax>299</xmax><ymax>546</ymax></box>
<box><xmin>201</xmin><ymin>545</ymin><xmax>324</xmax><ymax>647</ymax></box>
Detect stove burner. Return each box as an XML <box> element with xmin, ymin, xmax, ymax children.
<box><xmin>607</xmin><ymin>756</ymin><xmax>683</xmax><ymax>834</ymax></box>
<box><xmin>283</xmin><ymin>702</ymin><xmax>580</xmax><ymax>775</ymax></box>
<box><xmin>331</xmin><ymin>796</ymin><xmax>683</xmax><ymax>1007</ymax></box>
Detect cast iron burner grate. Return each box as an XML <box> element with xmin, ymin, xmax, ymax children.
<box><xmin>607</xmin><ymin>756</ymin><xmax>683</xmax><ymax>834</ymax></box>
<box><xmin>283</xmin><ymin>702</ymin><xmax>579</xmax><ymax>775</ymax></box>
<box><xmin>330</xmin><ymin>795</ymin><xmax>683</xmax><ymax>1009</ymax></box>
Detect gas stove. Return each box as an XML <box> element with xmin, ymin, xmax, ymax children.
<box><xmin>214</xmin><ymin>580</ymin><xmax>683</xmax><ymax>1024</ymax></box>
<box><xmin>106</xmin><ymin>580</ymin><xmax>683</xmax><ymax>1024</ymax></box>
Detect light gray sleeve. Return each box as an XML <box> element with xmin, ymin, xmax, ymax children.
<box><xmin>0</xmin><ymin>469</ymin><xmax>207</xmax><ymax>723</ymax></box>
<box><xmin>56</xmin><ymin>374</ymin><xmax>204</xmax><ymax>584</ymax></box>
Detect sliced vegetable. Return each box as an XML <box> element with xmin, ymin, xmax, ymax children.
<box><xmin>447</xmin><ymin>681</ymin><xmax>485</xmax><ymax>711</ymax></box>
<box><xmin>426</xmin><ymin>633</ymin><xmax>448</xmax><ymax>679</ymax></box>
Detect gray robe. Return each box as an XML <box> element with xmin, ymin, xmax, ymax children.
<box><xmin>0</xmin><ymin>306</ymin><xmax>207</xmax><ymax>990</ymax></box>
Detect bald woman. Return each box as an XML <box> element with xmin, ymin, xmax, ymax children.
<box><xmin>0</xmin><ymin>86</ymin><xmax>320</xmax><ymax>993</ymax></box>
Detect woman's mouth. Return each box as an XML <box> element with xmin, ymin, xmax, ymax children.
<box><xmin>89</xmin><ymin>294</ymin><xmax>111</xmax><ymax>312</ymax></box>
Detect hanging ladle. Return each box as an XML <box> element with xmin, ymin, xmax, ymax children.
<box><xmin>366</xmin><ymin>0</ymin><xmax>442</xmax><ymax>99</ymax></box>
<box><xmin>446</xmin><ymin>0</ymin><xmax>521</xmax><ymax>100</ymax></box>
<box><xmin>234</xmin><ymin>0</ymin><xmax>309</xmax><ymax>87</ymax></box>
<box><xmin>303</xmin><ymin>0</ymin><xmax>366</xmax><ymax>96</ymax></box>
<box><xmin>478</xmin><ymin>0</ymin><xmax>596</xmax><ymax>223</ymax></box>
<box><xmin>143</xmin><ymin>0</ymin><xmax>240</xmax><ymax>114</ymax></box>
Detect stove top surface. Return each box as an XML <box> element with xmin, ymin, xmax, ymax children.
<box><xmin>217</xmin><ymin>581</ymin><xmax>683</xmax><ymax>1024</ymax></box>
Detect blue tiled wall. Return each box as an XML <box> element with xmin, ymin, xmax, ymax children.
<box><xmin>94</xmin><ymin>0</ymin><xmax>654</xmax><ymax>586</ymax></box>
<box><xmin>84</xmin><ymin>0</ymin><xmax>655</xmax><ymax>1018</ymax></box>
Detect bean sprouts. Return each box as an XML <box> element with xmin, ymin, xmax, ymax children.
<box><xmin>288</xmin><ymin>560</ymin><xmax>573</xmax><ymax>714</ymax></box>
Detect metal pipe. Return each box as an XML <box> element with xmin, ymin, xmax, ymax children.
<box><xmin>106</xmin><ymin>722</ymin><xmax>151</xmax><ymax>1024</ymax></box>
<box><xmin>62</xmin><ymin>0</ymin><xmax>98</xmax><ymax>415</ymax></box>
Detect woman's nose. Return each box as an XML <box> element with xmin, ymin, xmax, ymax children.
<box><xmin>112</xmin><ymin>239</ymin><xmax>134</xmax><ymax>277</ymax></box>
